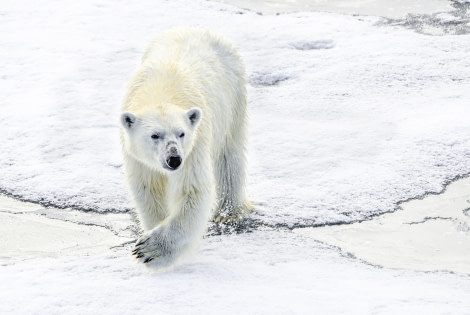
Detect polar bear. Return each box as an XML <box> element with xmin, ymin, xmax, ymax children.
<box><xmin>120</xmin><ymin>28</ymin><xmax>250</xmax><ymax>268</ymax></box>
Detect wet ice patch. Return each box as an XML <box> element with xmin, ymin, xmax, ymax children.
<box><xmin>383</xmin><ymin>0</ymin><xmax>470</xmax><ymax>35</ymax></box>
<box><xmin>435</xmin><ymin>12</ymin><xmax>465</xmax><ymax>23</ymax></box>
<box><xmin>288</xmin><ymin>39</ymin><xmax>335</xmax><ymax>50</ymax></box>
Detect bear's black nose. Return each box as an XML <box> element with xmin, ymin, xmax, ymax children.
<box><xmin>166</xmin><ymin>156</ymin><xmax>182</xmax><ymax>170</ymax></box>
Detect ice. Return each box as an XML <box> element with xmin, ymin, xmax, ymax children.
<box><xmin>213</xmin><ymin>0</ymin><xmax>453</xmax><ymax>18</ymax></box>
<box><xmin>296</xmin><ymin>176</ymin><xmax>470</xmax><ymax>274</ymax></box>
<box><xmin>1</xmin><ymin>231</ymin><xmax>470</xmax><ymax>314</ymax></box>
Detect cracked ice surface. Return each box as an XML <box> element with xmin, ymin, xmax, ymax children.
<box><xmin>1</xmin><ymin>225</ymin><xmax>470</xmax><ymax>314</ymax></box>
<box><xmin>0</xmin><ymin>195</ymin><xmax>134</xmax><ymax>260</ymax></box>
<box><xmin>1</xmin><ymin>0</ymin><xmax>470</xmax><ymax>227</ymax></box>
<box><xmin>296</xmin><ymin>176</ymin><xmax>470</xmax><ymax>274</ymax></box>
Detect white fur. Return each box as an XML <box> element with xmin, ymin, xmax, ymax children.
<box><xmin>120</xmin><ymin>27</ymin><xmax>251</xmax><ymax>268</ymax></box>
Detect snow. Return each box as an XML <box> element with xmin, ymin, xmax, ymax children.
<box><xmin>2</xmin><ymin>0</ymin><xmax>470</xmax><ymax>227</ymax></box>
<box><xmin>2</xmin><ymin>231</ymin><xmax>470</xmax><ymax>314</ymax></box>
<box><xmin>1</xmin><ymin>0</ymin><xmax>470</xmax><ymax>313</ymax></box>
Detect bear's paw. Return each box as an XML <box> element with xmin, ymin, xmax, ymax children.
<box><xmin>132</xmin><ymin>225</ymin><xmax>181</xmax><ymax>268</ymax></box>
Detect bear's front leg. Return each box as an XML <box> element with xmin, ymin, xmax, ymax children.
<box><xmin>133</xmin><ymin>176</ymin><xmax>214</xmax><ymax>269</ymax></box>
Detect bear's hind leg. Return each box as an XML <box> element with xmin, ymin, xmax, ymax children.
<box><xmin>214</xmin><ymin>145</ymin><xmax>252</xmax><ymax>223</ymax></box>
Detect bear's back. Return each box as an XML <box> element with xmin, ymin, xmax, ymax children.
<box><xmin>140</xmin><ymin>28</ymin><xmax>247</xmax><ymax>151</ymax></box>
<box><xmin>142</xmin><ymin>28</ymin><xmax>242</xmax><ymax>76</ymax></box>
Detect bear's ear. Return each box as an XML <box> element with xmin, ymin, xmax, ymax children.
<box><xmin>120</xmin><ymin>112</ymin><xmax>137</xmax><ymax>130</ymax></box>
<box><xmin>186</xmin><ymin>107</ymin><xmax>202</xmax><ymax>128</ymax></box>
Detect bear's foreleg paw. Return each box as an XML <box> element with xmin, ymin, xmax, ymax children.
<box><xmin>132</xmin><ymin>227</ymin><xmax>176</xmax><ymax>267</ymax></box>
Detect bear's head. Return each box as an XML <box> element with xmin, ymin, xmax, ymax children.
<box><xmin>120</xmin><ymin>106</ymin><xmax>202</xmax><ymax>173</ymax></box>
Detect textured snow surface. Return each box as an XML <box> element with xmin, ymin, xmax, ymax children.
<box><xmin>1</xmin><ymin>231</ymin><xmax>470</xmax><ymax>314</ymax></box>
<box><xmin>1</xmin><ymin>0</ymin><xmax>470</xmax><ymax>228</ymax></box>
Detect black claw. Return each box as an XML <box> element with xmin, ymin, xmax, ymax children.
<box><xmin>144</xmin><ymin>257</ymin><xmax>154</xmax><ymax>264</ymax></box>
<box><xmin>136</xmin><ymin>253</ymin><xmax>144</xmax><ymax>259</ymax></box>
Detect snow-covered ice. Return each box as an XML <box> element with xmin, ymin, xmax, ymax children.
<box><xmin>214</xmin><ymin>0</ymin><xmax>454</xmax><ymax>18</ymax></box>
<box><xmin>2</xmin><ymin>0</ymin><xmax>470</xmax><ymax>227</ymax></box>
<box><xmin>1</xmin><ymin>0</ymin><xmax>470</xmax><ymax>313</ymax></box>
<box><xmin>1</xmin><ymin>229</ymin><xmax>470</xmax><ymax>314</ymax></box>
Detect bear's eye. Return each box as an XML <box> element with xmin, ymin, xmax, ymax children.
<box><xmin>151</xmin><ymin>134</ymin><xmax>160</xmax><ymax>140</ymax></box>
<box><xmin>179</xmin><ymin>132</ymin><xmax>185</xmax><ymax>138</ymax></box>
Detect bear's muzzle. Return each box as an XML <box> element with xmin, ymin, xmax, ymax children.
<box><xmin>166</xmin><ymin>155</ymin><xmax>182</xmax><ymax>170</ymax></box>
